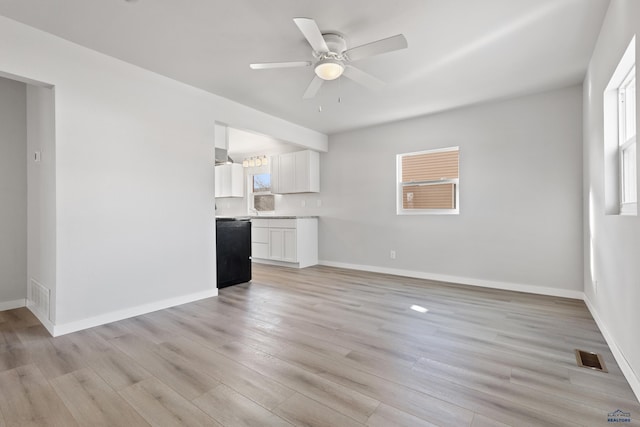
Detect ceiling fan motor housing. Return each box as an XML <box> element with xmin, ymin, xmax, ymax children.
<box><xmin>320</xmin><ymin>33</ymin><xmax>347</xmax><ymax>57</ymax></box>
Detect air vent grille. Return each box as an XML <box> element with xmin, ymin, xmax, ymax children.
<box><xmin>27</xmin><ymin>279</ymin><xmax>51</xmax><ymax>322</ymax></box>
<box><xmin>575</xmin><ymin>349</ymin><xmax>608</xmax><ymax>372</ymax></box>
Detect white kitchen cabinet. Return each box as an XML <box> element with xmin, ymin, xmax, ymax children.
<box><xmin>215</xmin><ymin>163</ymin><xmax>244</xmax><ymax>198</ymax></box>
<box><xmin>251</xmin><ymin>218</ymin><xmax>317</xmax><ymax>268</ymax></box>
<box><xmin>270</xmin><ymin>150</ymin><xmax>319</xmax><ymax>194</ymax></box>
<box><xmin>268</xmin><ymin>228</ymin><xmax>297</xmax><ymax>262</ymax></box>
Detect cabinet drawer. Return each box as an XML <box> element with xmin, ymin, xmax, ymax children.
<box><xmin>269</xmin><ymin>219</ymin><xmax>297</xmax><ymax>228</ymax></box>
<box><xmin>252</xmin><ymin>243</ymin><xmax>269</xmax><ymax>259</ymax></box>
<box><xmin>252</xmin><ymin>227</ymin><xmax>269</xmax><ymax>243</ymax></box>
<box><xmin>251</xmin><ymin>219</ymin><xmax>270</xmax><ymax>228</ymax></box>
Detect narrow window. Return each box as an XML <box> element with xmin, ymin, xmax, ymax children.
<box><xmin>250</xmin><ymin>173</ymin><xmax>275</xmax><ymax>212</ymax></box>
<box><xmin>397</xmin><ymin>147</ymin><xmax>459</xmax><ymax>215</ymax></box>
<box><xmin>604</xmin><ymin>36</ymin><xmax>636</xmax><ymax>216</ymax></box>
<box><xmin>619</xmin><ymin>65</ymin><xmax>637</xmax><ymax>214</ymax></box>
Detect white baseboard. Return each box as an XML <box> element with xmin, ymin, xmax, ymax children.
<box><xmin>0</xmin><ymin>298</ymin><xmax>26</xmax><ymax>311</ymax></box>
<box><xmin>50</xmin><ymin>288</ymin><xmax>219</xmax><ymax>337</ymax></box>
<box><xmin>27</xmin><ymin>303</ymin><xmax>55</xmax><ymax>336</ymax></box>
<box><xmin>318</xmin><ymin>260</ymin><xmax>584</xmax><ymax>300</ymax></box>
<box><xmin>252</xmin><ymin>258</ymin><xmax>303</xmax><ymax>269</ymax></box>
<box><xmin>583</xmin><ymin>295</ymin><xmax>640</xmax><ymax>402</ymax></box>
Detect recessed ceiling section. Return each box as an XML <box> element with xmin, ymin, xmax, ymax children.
<box><xmin>0</xmin><ymin>0</ymin><xmax>610</xmax><ymax>134</ymax></box>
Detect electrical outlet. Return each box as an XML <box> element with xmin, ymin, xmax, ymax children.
<box><xmin>390</xmin><ymin>250</ymin><xmax>396</xmax><ymax>260</ymax></box>
<box><xmin>301</xmin><ymin>200</ymin><xmax>306</xmax><ymax>208</ymax></box>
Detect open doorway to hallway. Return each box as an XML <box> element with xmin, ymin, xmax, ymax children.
<box><xmin>0</xmin><ymin>73</ymin><xmax>56</xmax><ymax>331</ymax></box>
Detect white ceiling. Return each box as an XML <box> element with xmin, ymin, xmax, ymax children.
<box><xmin>0</xmin><ymin>0</ymin><xmax>609</xmax><ymax>135</ymax></box>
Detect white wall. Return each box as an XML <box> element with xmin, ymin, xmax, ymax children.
<box><xmin>0</xmin><ymin>76</ymin><xmax>27</xmax><ymax>309</ymax></box>
<box><xmin>0</xmin><ymin>16</ymin><xmax>326</xmax><ymax>334</ymax></box>
<box><xmin>583</xmin><ymin>0</ymin><xmax>640</xmax><ymax>398</ymax></box>
<box><xmin>27</xmin><ymin>85</ymin><xmax>57</xmax><ymax>323</ymax></box>
<box><xmin>320</xmin><ymin>85</ymin><xmax>584</xmax><ymax>297</ymax></box>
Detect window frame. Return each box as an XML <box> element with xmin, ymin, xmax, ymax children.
<box><xmin>396</xmin><ymin>146</ymin><xmax>460</xmax><ymax>216</ymax></box>
<box><xmin>248</xmin><ymin>172</ymin><xmax>275</xmax><ymax>213</ymax></box>
<box><xmin>618</xmin><ymin>65</ymin><xmax>637</xmax><ymax>215</ymax></box>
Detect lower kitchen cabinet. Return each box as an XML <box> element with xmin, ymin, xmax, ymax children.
<box><xmin>251</xmin><ymin>218</ymin><xmax>317</xmax><ymax>268</ymax></box>
<box><xmin>269</xmin><ymin>228</ymin><xmax>297</xmax><ymax>262</ymax></box>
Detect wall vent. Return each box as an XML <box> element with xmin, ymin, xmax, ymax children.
<box><xmin>27</xmin><ymin>279</ymin><xmax>51</xmax><ymax>322</ymax></box>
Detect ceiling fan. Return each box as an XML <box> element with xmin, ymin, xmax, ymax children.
<box><xmin>250</xmin><ymin>18</ymin><xmax>408</xmax><ymax>99</ymax></box>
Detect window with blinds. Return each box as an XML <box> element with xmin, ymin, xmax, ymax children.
<box><xmin>397</xmin><ymin>147</ymin><xmax>459</xmax><ymax>214</ymax></box>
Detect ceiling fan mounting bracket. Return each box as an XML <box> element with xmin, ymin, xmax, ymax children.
<box><xmin>321</xmin><ymin>33</ymin><xmax>347</xmax><ymax>54</ymax></box>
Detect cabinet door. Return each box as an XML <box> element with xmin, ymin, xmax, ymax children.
<box><xmin>252</xmin><ymin>243</ymin><xmax>269</xmax><ymax>259</ymax></box>
<box><xmin>294</xmin><ymin>151</ymin><xmax>309</xmax><ymax>193</ymax></box>
<box><xmin>215</xmin><ymin>166</ymin><xmax>229</xmax><ymax>197</ymax></box>
<box><xmin>215</xmin><ymin>166</ymin><xmax>222</xmax><ymax>197</ymax></box>
<box><xmin>215</xmin><ymin>164</ymin><xmax>243</xmax><ymax>197</ymax></box>
<box><xmin>270</xmin><ymin>155</ymin><xmax>280</xmax><ymax>193</ymax></box>
<box><xmin>271</xmin><ymin>150</ymin><xmax>319</xmax><ymax>194</ymax></box>
<box><xmin>279</xmin><ymin>153</ymin><xmax>296</xmax><ymax>194</ymax></box>
<box><xmin>268</xmin><ymin>229</ymin><xmax>284</xmax><ymax>260</ymax></box>
<box><xmin>282</xmin><ymin>229</ymin><xmax>297</xmax><ymax>262</ymax></box>
<box><xmin>230</xmin><ymin>164</ymin><xmax>244</xmax><ymax>197</ymax></box>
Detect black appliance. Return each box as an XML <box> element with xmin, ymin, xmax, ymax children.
<box><xmin>216</xmin><ymin>218</ymin><xmax>252</xmax><ymax>288</ymax></box>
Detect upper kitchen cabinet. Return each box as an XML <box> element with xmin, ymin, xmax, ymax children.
<box><xmin>271</xmin><ymin>150</ymin><xmax>319</xmax><ymax>194</ymax></box>
<box><xmin>215</xmin><ymin>163</ymin><xmax>244</xmax><ymax>198</ymax></box>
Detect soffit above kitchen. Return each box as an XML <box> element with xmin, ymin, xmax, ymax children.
<box><xmin>0</xmin><ymin>0</ymin><xmax>609</xmax><ymax>134</ymax></box>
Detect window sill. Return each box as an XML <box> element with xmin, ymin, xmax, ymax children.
<box><xmin>620</xmin><ymin>202</ymin><xmax>637</xmax><ymax>216</ymax></box>
<box><xmin>397</xmin><ymin>209</ymin><xmax>459</xmax><ymax>216</ymax></box>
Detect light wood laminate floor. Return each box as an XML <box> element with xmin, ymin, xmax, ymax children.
<box><xmin>0</xmin><ymin>264</ymin><xmax>638</xmax><ymax>426</ymax></box>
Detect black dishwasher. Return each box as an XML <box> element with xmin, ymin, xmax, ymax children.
<box><xmin>216</xmin><ymin>218</ymin><xmax>251</xmax><ymax>288</ymax></box>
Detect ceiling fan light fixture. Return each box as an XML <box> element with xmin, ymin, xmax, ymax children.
<box><xmin>314</xmin><ymin>58</ymin><xmax>344</xmax><ymax>81</ymax></box>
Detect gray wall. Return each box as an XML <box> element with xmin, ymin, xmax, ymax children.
<box><xmin>27</xmin><ymin>84</ymin><xmax>57</xmax><ymax>322</ymax></box>
<box><xmin>320</xmin><ymin>85</ymin><xmax>584</xmax><ymax>294</ymax></box>
<box><xmin>0</xmin><ymin>76</ymin><xmax>27</xmax><ymax>307</ymax></box>
<box><xmin>583</xmin><ymin>0</ymin><xmax>640</xmax><ymax>397</ymax></box>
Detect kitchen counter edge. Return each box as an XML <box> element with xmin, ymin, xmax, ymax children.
<box><xmin>216</xmin><ymin>215</ymin><xmax>319</xmax><ymax>220</ymax></box>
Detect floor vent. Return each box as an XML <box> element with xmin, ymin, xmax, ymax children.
<box><xmin>27</xmin><ymin>279</ymin><xmax>51</xmax><ymax>322</ymax></box>
<box><xmin>575</xmin><ymin>349</ymin><xmax>608</xmax><ymax>372</ymax></box>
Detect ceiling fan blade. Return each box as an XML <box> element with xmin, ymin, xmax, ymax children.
<box><xmin>293</xmin><ymin>17</ymin><xmax>329</xmax><ymax>53</ymax></box>
<box><xmin>250</xmin><ymin>61</ymin><xmax>311</xmax><ymax>70</ymax></box>
<box><xmin>302</xmin><ymin>76</ymin><xmax>324</xmax><ymax>99</ymax></box>
<box><xmin>343</xmin><ymin>66</ymin><xmax>385</xmax><ymax>90</ymax></box>
<box><xmin>344</xmin><ymin>34</ymin><xmax>408</xmax><ymax>62</ymax></box>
